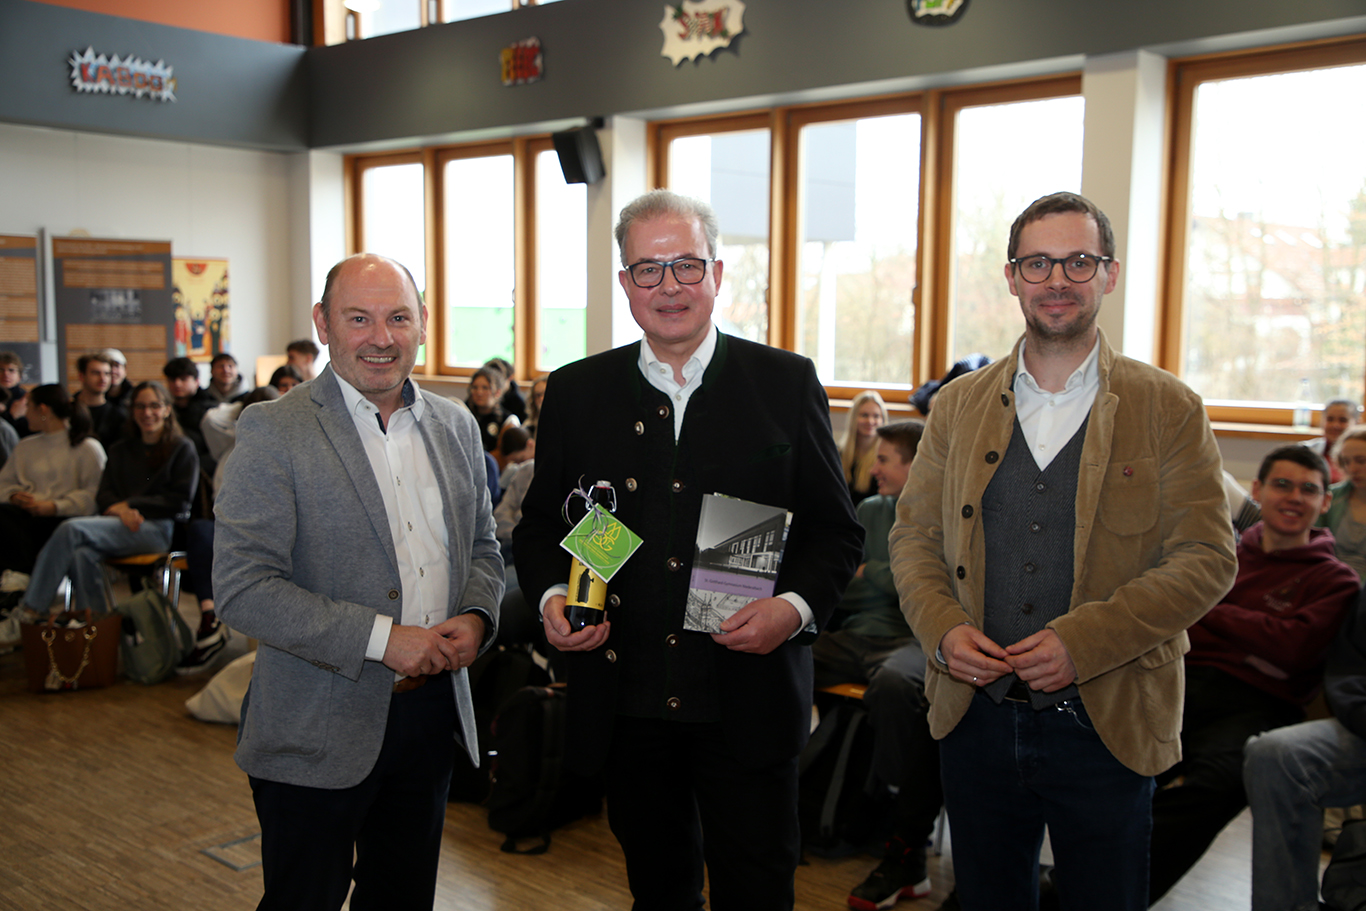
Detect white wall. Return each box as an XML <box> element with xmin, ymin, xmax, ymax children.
<box><xmin>0</xmin><ymin>121</ymin><xmax>297</xmax><ymax>383</ymax></box>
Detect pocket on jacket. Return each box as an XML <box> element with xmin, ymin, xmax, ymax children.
<box><xmin>1098</xmin><ymin>457</ymin><xmax>1158</xmax><ymax>536</ymax></box>
<box><xmin>1136</xmin><ymin>635</ymin><xmax>1187</xmax><ymax>743</ymax></box>
<box><xmin>245</xmin><ymin>660</ymin><xmax>333</xmax><ymax>756</ymax></box>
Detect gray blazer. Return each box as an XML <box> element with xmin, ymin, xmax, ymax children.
<box><xmin>214</xmin><ymin>366</ymin><xmax>503</xmax><ymax>789</ymax></box>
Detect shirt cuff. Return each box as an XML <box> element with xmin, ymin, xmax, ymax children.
<box><xmin>365</xmin><ymin>613</ymin><xmax>394</xmax><ymax>662</ymax></box>
<box><xmin>777</xmin><ymin>592</ymin><xmax>814</xmax><ymax>640</ymax></box>
<box><xmin>538</xmin><ymin>584</ymin><xmax>569</xmax><ymax>618</ymax></box>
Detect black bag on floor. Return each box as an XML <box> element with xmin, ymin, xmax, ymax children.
<box><xmin>1323</xmin><ymin>816</ymin><xmax>1366</xmax><ymax>911</ymax></box>
<box><xmin>449</xmin><ymin>645</ymin><xmax>551</xmax><ymax>804</ymax></box>
<box><xmin>797</xmin><ymin>696</ymin><xmax>886</xmax><ymax>855</ymax></box>
<box><xmin>486</xmin><ymin>685</ymin><xmax>602</xmax><ymax>854</ymax></box>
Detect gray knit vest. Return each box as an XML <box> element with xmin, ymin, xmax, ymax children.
<box><xmin>980</xmin><ymin>415</ymin><xmax>1087</xmax><ymax>708</ymax></box>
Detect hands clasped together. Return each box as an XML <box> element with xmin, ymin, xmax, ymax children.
<box><xmin>382</xmin><ymin>613</ymin><xmax>486</xmax><ymax>678</ymax></box>
<box><xmin>940</xmin><ymin>623</ymin><xmax>1078</xmax><ymax>693</ymax></box>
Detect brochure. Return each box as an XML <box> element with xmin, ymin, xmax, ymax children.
<box><xmin>683</xmin><ymin>493</ymin><xmax>792</xmax><ymax>633</ymax></box>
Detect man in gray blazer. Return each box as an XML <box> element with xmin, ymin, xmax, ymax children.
<box><xmin>215</xmin><ymin>253</ymin><xmax>502</xmax><ymax>911</ymax></box>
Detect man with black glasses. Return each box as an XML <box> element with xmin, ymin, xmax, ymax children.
<box><xmin>889</xmin><ymin>192</ymin><xmax>1237</xmax><ymax>910</ymax></box>
<box><xmin>516</xmin><ymin>189</ymin><xmax>862</xmax><ymax>911</ymax></box>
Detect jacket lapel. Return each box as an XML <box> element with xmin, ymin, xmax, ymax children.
<box><xmin>310</xmin><ymin>367</ymin><xmax>400</xmax><ymax>578</ymax></box>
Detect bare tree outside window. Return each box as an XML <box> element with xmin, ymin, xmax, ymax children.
<box><xmin>1180</xmin><ymin>65</ymin><xmax>1366</xmax><ymax>408</ymax></box>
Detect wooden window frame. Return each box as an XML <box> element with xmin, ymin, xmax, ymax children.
<box><xmin>1160</xmin><ymin>36</ymin><xmax>1366</xmax><ymax>429</ymax></box>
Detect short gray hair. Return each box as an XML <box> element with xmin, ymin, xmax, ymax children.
<box><xmin>614</xmin><ymin>189</ymin><xmax>721</xmax><ymax>267</ymax></box>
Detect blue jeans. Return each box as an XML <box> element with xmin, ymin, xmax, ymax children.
<box><xmin>939</xmin><ymin>692</ymin><xmax>1155</xmax><ymax>911</ymax></box>
<box><xmin>21</xmin><ymin>516</ymin><xmax>173</xmax><ymax>613</ymax></box>
<box><xmin>1245</xmin><ymin>718</ymin><xmax>1366</xmax><ymax>911</ymax></box>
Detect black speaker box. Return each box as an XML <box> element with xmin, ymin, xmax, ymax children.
<box><xmin>552</xmin><ymin>126</ymin><xmax>606</xmax><ymax>185</ymax></box>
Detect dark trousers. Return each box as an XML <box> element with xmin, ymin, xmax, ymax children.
<box><xmin>604</xmin><ymin>715</ymin><xmax>801</xmax><ymax>911</ymax></box>
<box><xmin>1148</xmin><ymin>666</ymin><xmax>1303</xmax><ymax>903</ymax></box>
<box><xmin>185</xmin><ymin>518</ymin><xmax>214</xmax><ymax>604</ymax></box>
<box><xmin>940</xmin><ymin>691</ymin><xmax>1155</xmax><ymax>911</ymax></box>
<box><xmin>249</xmin><ymin>674</ymin><xmax>458</xmax><ymax>911</ymax></box>
<box><xmin>0</xmin><ymin>504</ymin><xmax>63</xmax><ymax>574</ymax></box>
<box><xmin>812</xmin><ymin>630</ymin><xmax>941</xmax><ymax>846</ymax></box>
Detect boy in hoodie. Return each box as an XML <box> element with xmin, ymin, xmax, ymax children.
<box><xmin>1148</xmin><ymin>444</ymin><xmax>1361</xmax><ymax>903</ymax></box>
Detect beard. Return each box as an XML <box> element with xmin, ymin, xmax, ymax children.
<box><xmin>1022</xmin><ymin>290</ymin><xmax>1097</xmax><ymax>345</ymax></box>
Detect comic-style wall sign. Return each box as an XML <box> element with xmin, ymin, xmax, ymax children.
<box><xmin>659</xmin><ymin>1</ymin><xmax>746</xmax><ymax>66</ymax></box>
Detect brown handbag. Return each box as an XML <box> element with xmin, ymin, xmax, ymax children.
<box><xmin>20</xmin><ymin>610</ymin><xmax>121</xmax><ymax>693</ymax></box>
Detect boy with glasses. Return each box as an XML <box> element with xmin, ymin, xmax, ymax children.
<box><xmin>1148</xmin><ymin>444</ymin><xmax>1360</xmax><ymax>903</ymax></box>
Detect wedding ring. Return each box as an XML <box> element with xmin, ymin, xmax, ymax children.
<box><xmin>972</xmin><ymin>676</ymin><xmax>978</xmax><ymax>683</ymax></box>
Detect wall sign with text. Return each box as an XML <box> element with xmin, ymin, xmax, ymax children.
<box><xmin>69</xmin><ymin>47</ymin><xmax>176</xmax><ymax>102</ymax></box>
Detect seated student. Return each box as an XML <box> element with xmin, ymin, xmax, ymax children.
<box><xmin>1244</xmin><ymin>587</ymin><xmax>1366</xmax><ymax>911</ymax></box>
<box><xmin>0</xmin><ymin>388</ymin><xmax>17</xmax><ymax>470</ymax></box>
<box><xmin>284</xmin><ymin>338</ymin><xmax>319</xmax><ymax>381</ymax></box>
<box><xmin>1320</xmin><ymin>425</ymin><xmax>1366</xmax><ymax>581</ymax></box>
<box><xmin>0</xmin><ymin>385</ymin><xmax>106</xmax><ymax>577</ymax></box>
<box><xmin>268</xmin><ymin>363</ymin><xmax>303</xmax><ymax>394</ymax></box>
<box><xmin>465</xmin><ymin>366</ymin><xmax>515</xmax><ymax>452</ymax></box>
<box><xmin>1148</xmin><ymin>444</ymin><xmax>1362</xmax><ymax>904</ymax></box>
<box><xmin>17</xmin><ymin>381</ymin><xmax>198</xmax><ymax>616</ymax></box>
<box><xmin>838</xmin><ymin>390</ymin><xmax>887</xmax><ymax>504</ymax></box>
<box><xmin>497</xmin><ymin>424</ymin><xmax>533</xmax><ymax>484</ymax></box>
<box><xmin>495</xmin><ymin>428</ymin><xmax>534</xmax><ymax>554</ymax></box>
<box><xmin>74</xmin><ymin>351</ymin><xmax>126</xmax><ymax>448</ymax></box>
<box><xmin>523</xmin><ymin>374</ymin><xmax>548</xmax><ymax>439</ymax></box>
<box><xmin>485</xmin><ymin>356</ymin><xmax>527</xmax><ymax>424</ymax></box>
<box><xmin>163</xmin><ymin>357</ymin><xmax>218</xmax><ymax>476</ymax></box>
<box><xmin>1307</xmin><ymin>398</ymin><xmax>1360</xmax><ymax>485</ymax></box>
<box><xmin>811</xmin><ymin>420</ymin><xmax>939</xmax><ymax>910</ymax></box>
<box><xmin>206</xmin><ymin>352</ymin><xmax>247</xmax><ymax>403</ymax></box>
<box><xmin>102</xmin><ymin>348</ymin><xmax>133</xmax><ymax>410</ymax></box>
<box><xmin>1</xmin><ymin>350</ymin><xmax>30</xmax><ymax>437</ymax></box>
<box><xmin>180</xmin><ymin>385</ymin><xmax>279</xmax><ymax>672</ymax></box>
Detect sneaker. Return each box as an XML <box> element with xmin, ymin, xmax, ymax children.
<box><xmin>176</xmin><ymin>619</ymin><xmax>229</xmax><ymax>673</ymax></box>
<box><xmin>847</xmin><ymin>838</ymin><xmax>931</xmax><ymax>911</ymax></box>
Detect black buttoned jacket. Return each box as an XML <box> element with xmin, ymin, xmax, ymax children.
<box><xmin>515</xmin><ymin>333</ymin><xmax>862</xmax><ymax>774</ymax></box>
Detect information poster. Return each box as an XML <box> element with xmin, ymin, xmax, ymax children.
<box><xmin>172</xmin><ymin>258</ymin><xmax>229</xmax><ymax>361</ymax></box>
<box><xmin>0</xmin><ymin>234</ymin><xmax>42</xmax><ymax>382</ymax></box>
<box><xmin>51</xmin><ymin>237</ymin><xmax>173</xmax><ymax>386</ymax></box>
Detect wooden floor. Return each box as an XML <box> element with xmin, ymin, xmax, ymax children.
<box><xmin>0</xmin><ymin>597</ymin><xmax>1259</xmax><ymax>910</ymax></box>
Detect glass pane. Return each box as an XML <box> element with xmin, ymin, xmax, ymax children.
<box><xmin>444</xmin><ymin>0</ymin><xmax>513</xmax><ymax>22</ymax></box>
<box><xmin>948</xmin><ymin>96</ymin><xmax>1084</xmax><ymax>364</ymax></box>
<box><xmin>535</xmin><ymin>149</ymin><xmax>586</xmax><ymax>371</ymax></box>
<box><xmin>364</xmin><ymin>0</ymin><xmax>421</xmax><ymax>38</ymax></box>
<box><xmin>360</xmin><ymin>162</ymin><xmax>427</xmax><ymax>365</ymax></box>
<box><xmin>795</xmin><ymin>114</ymin><xmax>920</xmax><ymax>386</ymax></box>
<box><xmin>443</xmin><ymin>155</ymin><xmax>515</xmax><ymax>367</ymax></box>
<box><xmin>668</xmin><ymin>130</ymin><xmax>770</xmax><ymax>343</ymax></box>
<box><xmin>1181</xmin><ymin>64</ymin><xmax>1366</xmax><ymax>408</ymax></box>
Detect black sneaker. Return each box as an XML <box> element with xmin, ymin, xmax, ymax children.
<box><xmin>177</xmin><ymin>619</ymin><xmax>229</xmax><ymax>673</ymax></box>
<box><xmin>847</xmin><ymin>838</ymin><xmax>931</xmax><ymax>911</ymax></box>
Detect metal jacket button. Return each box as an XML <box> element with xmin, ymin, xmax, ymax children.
<box><xmin>634</xmin><ymin>421</ymin><xmax>645</xmax><ymax>435</ymax></box>
<box><xmin>665</xmin><ymin>634</ymin><xmax>679</xmax><ymax>647</ymax></box>
<box><xmin>666</xmin><ymin>697</ymin><xmax>681</xmax><ymax>710</ymax></box>
<box><xmin>671</xmin><ymin>479</ymin><xmax>683</xmax><ymax>493</ymax></box>
<box><xmin>609</xmin><ymin>594</ymin><xmax>621</xmax><ymax>608</ymax></box>
<box><xmin>667</xmin><ymin>557</ymin><xmax>682</xmax><ymax>571</ymax></box>
<box><xmin>657</xmin><ymin>405</ymin><xmax>670</xmax><ymax>420</ymax></box>
<box><xmin>605</xmin><ymin>649</ymin><xmax>617</xmax><ymax>663</ymax></box>
<box><xmin>625</xmin><ymin>478</ymin><xmax>638</xmax><ymax>492</ymax></box>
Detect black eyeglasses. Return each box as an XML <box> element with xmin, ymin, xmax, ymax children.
<box><xmin>626</xmin><ymin>257</ymin><xmax>712</xmax><ymax>288</ymax></box>
<box><xmin>1266</xmin><ymin>477</ymin><xmax>1324</xmax><ymax>497</ymax></box>
<box><xmin>1009</xmin><ymin>253</ymin><xmax>1113</xmax><ymax>284</ymax></box>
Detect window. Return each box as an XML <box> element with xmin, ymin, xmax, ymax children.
<box><xmin>1164</xmin><ymin>40</ymin><xmax>1366</xmax><ymax>423</ymax></box>
<box><xmin>657</xmin><ymin>116</ymin><xmax>773</xmax><ymax>344</ymax></box>
<box><xmin>439</xmin><ymin>149</ymin><xmax>515</xmax><ymax>368</ymax></box>
<box><xmin>650</xmin><ymin>77</ymin><xmax>1082</xmax><ymax>395</ymax></box>
<box><xmin>791</xmin><ymin>102</ymin><xmax>921</xmax><ymax>387</ymax></box>
<box><xmin>940</xmin><ymin>86</ymin><xmax>1084</xmax><ymax>364</ymax></box>
<box><xmin>350</xmin><ymin>136</ymin><xmax>587</xmax><ymax>381</ymax></box>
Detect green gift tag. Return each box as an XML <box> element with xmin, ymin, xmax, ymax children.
<box><xmin>560</xmin><ymin>504</ymin><xmax>643</xmax><ymax>582</ymax></box>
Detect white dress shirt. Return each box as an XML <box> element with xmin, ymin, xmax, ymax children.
<box><xmin>332</xmin><ymin>373</ymin><xmax>452</xmax><ymax>664</ymax></box>
<box><xmin>1013</xmin><ymin>338</ymin><xmax>1101</xmax><ymax>471</ymax></box>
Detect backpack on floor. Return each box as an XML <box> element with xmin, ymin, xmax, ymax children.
<box><xmin>485</xmin><ymin>685</ymin><xmax>602</xmax><ymax>854</ymax></box>
<box><xmin>448</xmin><ymin>645</ymin><xmax>551</xmax><ymax>804</ymax></box>
<box><xmin>115</xmin><ymin>588</ymin><xmax>193</xmax><ymax>685</ymax></box>
<box><xmin>797</xmin><ymin>696</ymin><xmax>886</xmax><ymax>855</ymax></box>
